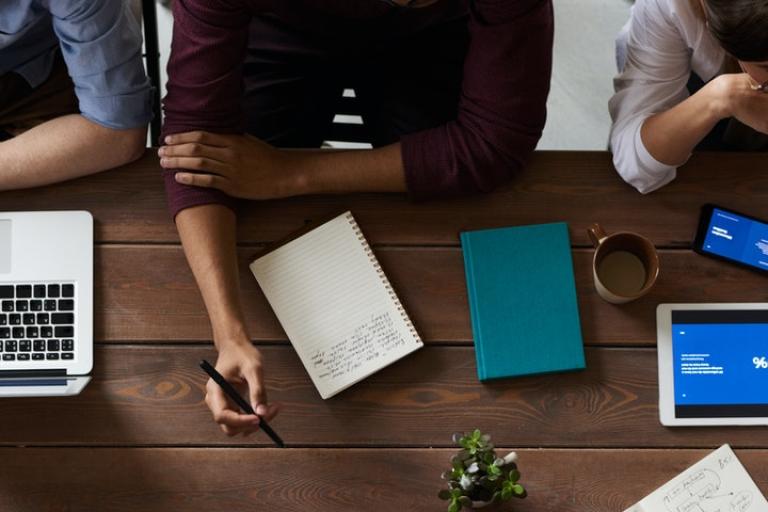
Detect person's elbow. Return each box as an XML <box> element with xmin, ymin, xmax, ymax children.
<box><xmin>610</xmin><ymin>133</ymin><xmax>676</xmax><ymax>195</ymax></box>
<box><xmin>404</xmin><ymin>114</ymin><xmax>543</xmax><ymax>199</ymax></box>
<box><xmin>104</xmin><ymin>125</ymin><xmax>148</xmax><ymax>166</ymax></box>
<box><xmin>120</xmin><ymin>126</ymin><xmax>148</xmax><ymax>163</ymax></box>
<box><xmin>460</xmin><ymin>122</ymin><xmax>542</xmax><ymax>194</ymax></box>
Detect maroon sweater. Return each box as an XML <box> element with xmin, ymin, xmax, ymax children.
<box><xmin>161</xmin><ymin>0</ymin><xmax>554</xmax><ymax>218</ymax></box>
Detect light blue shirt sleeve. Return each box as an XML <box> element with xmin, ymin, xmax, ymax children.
<box><xmin>44</xmin><ymin>0</ymin><xmax>153</xmax><ymax>130</ymax></box>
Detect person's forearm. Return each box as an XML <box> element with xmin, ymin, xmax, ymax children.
<box><xmin>641</xmin><ymin>77</ymin><xmax>729</xmax><ymax>166</ymax></box>
<box><xmin>175</xmin><ymin>203</ymin><xmax>249</xmax><ymax>349</ymax></box>
<box><xmin>291</xmin><ymin>142</ymin><xmax>406</xmax><ymax>195</ymax></box>
<box><xmin>0</xmin><ymin>114</ymin><xmax>146</xmax><ymax>190</ymax></box>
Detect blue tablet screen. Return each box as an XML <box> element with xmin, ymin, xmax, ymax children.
<box><xmin>701</xmin><ymin>208</ymin><xmax>768</xmax><ymax>271</ymax></box>
<box><xmin>672</xmin><ymin>310</ymin><xmax>768</xmax><ymax>418</ymax></box>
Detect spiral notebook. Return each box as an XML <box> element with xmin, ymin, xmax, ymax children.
<box><xmin>249</xmin><ymin>211</ymin><xmax>423</xmax><ymax>399</ymax></box>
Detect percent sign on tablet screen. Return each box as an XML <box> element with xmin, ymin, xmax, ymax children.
<box><xmin>753</xmin><ymin>356</ymin><xmax>768</xmax><ymax>369</ymax></box>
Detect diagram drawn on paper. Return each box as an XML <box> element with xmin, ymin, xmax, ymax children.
<box><xmin>622</xmin><ymin>445</ymin><xmax>768</xmax><ymax>512</ymax></box>
<box><xmin>663</xmin><ymin>469</ymin><xmax>753</xmax><ymax>512</ymax></box>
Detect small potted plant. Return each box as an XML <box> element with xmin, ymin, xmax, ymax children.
<box><xmin>438</xmin><ymin>429</ymin><xmax>527</xmax><ymax>511</ymax></box>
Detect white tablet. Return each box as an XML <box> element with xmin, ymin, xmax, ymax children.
<box><xmin>657</xmin><ymin>303</ymin><xmax>768</xmax><ymax>427</ymax></box>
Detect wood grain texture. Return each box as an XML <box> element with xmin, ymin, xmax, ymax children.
<box><xmin>1</xmin><ymin>346</ymin><xmax>766</xmax><ymax>447</ymax></box>
<box><xmin>1</xmin><ymin>150</ymin><xmax>765</xmax><ymax>245</ymax></box>
<box><xmin>96</xmin><ymin>246</ymin><xmax>768</xmax><ymax>344</ymax></box>
<box><xmin>1</xmin><ymin>448</ymin><xmax>766</xmax><ymax>512</ymax></box>
<box><xmin>4</xmin><ymin>150</ymin><xmax>768</xmax><ymax>509</ymax></box>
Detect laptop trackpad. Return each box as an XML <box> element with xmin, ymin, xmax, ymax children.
<box><xmin>0</xmin><ymin>220</ymin><xmax>11</xmax><ymax>273</ymax></box>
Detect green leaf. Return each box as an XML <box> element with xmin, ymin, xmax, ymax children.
<box><xmin>512</xmin><ymin>484</ymin><xmax>525</xmax><ymax>495</ymax></box>
<box><xmin>508</xmin><ymin>469</ymin><xmax>521</xmax><ymax>482</ymax></box>
<box><xmin>448</xmin><ymin>500</ymin><xmax>460</xmax><ymax>512</ymax></box>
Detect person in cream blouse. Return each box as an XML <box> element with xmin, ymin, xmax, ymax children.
<box><xmin>609</xmin><ymin>0</ymin><xmax>768</xmax><ymax>194</ymax></box>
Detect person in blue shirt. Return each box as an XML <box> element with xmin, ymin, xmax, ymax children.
<box><xmin>0</xmin><ymin>0</ymin><xmax>153</xmax><ymax>189</ymax></box>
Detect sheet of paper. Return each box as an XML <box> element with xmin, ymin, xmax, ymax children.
<box><xmin>250</xmin><ymin>212</ymin><xmax>423</xmax><ymax>399</ymax></box>
<box><xmin>624</xmin><ymin>445</ymin><xmax>768</xmax><ymax>512</ymax></box>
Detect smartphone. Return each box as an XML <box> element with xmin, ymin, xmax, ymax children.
<box><xmin>693</xmin><ymin>204</ymin><xmax>768</xmax><ymax>274</ymax></box>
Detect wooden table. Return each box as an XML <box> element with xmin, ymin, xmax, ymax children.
<box><xmin>1</xmin><ymin>150</ymin><xmax>767</xmax><ymax>511</ymax></box>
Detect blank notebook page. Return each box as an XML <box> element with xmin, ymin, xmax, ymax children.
<box><xmin>250</xmin><ymin>212</ymin><xmax>423</xmax><ymax>399</ymax></box>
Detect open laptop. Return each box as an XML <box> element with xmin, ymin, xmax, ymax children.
<box><xmin>0</xmin><ymin>211</ymin><xmax>93</xmax><ymax>396</ymax></box>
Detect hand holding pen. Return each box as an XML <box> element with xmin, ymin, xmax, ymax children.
<box><xmin>200</xmin><ymin>358</ymin><xmax>284</xmax><ymax>447</ymax></box>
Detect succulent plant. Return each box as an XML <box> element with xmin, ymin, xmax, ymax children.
<box><xmin>437</xmin><ymin>430</ymin><xmax>526</xmax><ymax>512</ymax></box>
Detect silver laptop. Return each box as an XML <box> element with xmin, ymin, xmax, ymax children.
<box><xmin>0</xmin><ymin>211</ymin><xmax>93</xmax><ymax>396</ymax></box>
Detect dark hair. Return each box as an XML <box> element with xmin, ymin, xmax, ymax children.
<box><xmin>704</xmin><ymin>0</ymin><xmax>768</xmax><ymax>62</ymax></box>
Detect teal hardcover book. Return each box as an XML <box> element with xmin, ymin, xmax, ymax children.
<box><xmin>460</xmin><ymin>222</ymin><xmax>586</xmax><ymax>381</ymax></box>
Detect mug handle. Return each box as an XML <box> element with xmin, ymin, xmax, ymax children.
<box><xmin>587</xmin><ymin>223</ymin><xmax>608</xmax><ymax>248</ymax></box>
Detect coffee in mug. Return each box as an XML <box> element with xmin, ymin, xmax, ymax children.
<box><xmin>588</xmin><ymin>224</ymin><xmax>659</xmax><ymax>304</ymax></box>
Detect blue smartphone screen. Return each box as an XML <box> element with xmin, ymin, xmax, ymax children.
<box><xmin>701</xmin><ymin>208</ymin><xmax>768</xmax><ymax>271</ymax></box>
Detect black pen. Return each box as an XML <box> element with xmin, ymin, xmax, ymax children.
<box><xmin>199</xmin><ymin>359</ymin><xmax>285</xmax><ymax>448</ymax></box>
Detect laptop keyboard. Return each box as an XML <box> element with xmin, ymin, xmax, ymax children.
<box><xmin>0</xmin><ymin>283</ymin><xmax>75</xmax><ymax>363</ymax></box>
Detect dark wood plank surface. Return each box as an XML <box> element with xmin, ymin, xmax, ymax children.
<box><xmin>96</xmin><ymin>246</ymin><xmax>768</xmax><ymax>344</ymax></box>
<box><xmin>0</xmin><ymin>150</ymin><xmax>765</xmax><ymax>246</ymax></box>
<box><xmin>1</xmin><ymin>346</ymin><xmax>765</xmax><ymax>448</ymax></box>
<box><xmin>2</xmin><ymin>150</ymin><xmax>768</xmax><ymax>511</ymax></box>
<box><xmin>2</xmin><ymin>448</ymin><xmax>767</xmax><ymax>512</ymax></box>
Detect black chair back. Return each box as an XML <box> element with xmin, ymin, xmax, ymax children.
<box><xmin>141</xmin><ymin>0</ymin><xmax>162</xmax><ymax>146</ymax></box>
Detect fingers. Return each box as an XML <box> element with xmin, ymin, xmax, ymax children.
<box><xmin>255</xmin><ymin>402</ymin><xmax>282</xmax><ymax>422</ymax></box>
<box><xmin>159</xmin><ymin>142</ymin><xmax>231</xmax><ymax>163</ymax></box>
<box><xmin>173</xmin><ymin>171</ymin><xmax>233</xmax><ymax>193</ymax></box>
<box><xmin>164</xmin><ymin>130</ymin><xmax>229</xmax><ymax>147</ymax></box>
<box><xmin>205</xmin><ymin>381</ymin><xmax>260</xmax><ymax>437</ymax></box>
<box><xmin>217</xmin><ymin>410</ymin><xmax>260</xmax><ymax>437</ymax></box>
<box><xmin>242</xmin><ymin>360</ymin><xmax>267</xmax><ymax>411</ymax></box>
<box><xmin>241</xmin><ymin>361</ymin><xmax>283</xmax><ymax>424</ymax></box>
<box><xmin>160</xmin><ymin>154</ymin><xmax>228</xmax><ymax>174</ymax></box>
<box><xmin>243</xmin><ymin>364</ymin><xmax>281</xmax><ymax>422</ymax></box>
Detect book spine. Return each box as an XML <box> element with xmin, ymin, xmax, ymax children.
<box><xmin>460</xmin><ymin>233</ymin><xmax>485</xmax><ymax>381</ymax></box>
<box><xmin>345</xmin><ymin>212</ymin><xmax>421</xmax><ymax>343</ymax></box>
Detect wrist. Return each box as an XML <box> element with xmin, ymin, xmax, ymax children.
<box><xmin>212</xmin><ymin>323</ymin><xmax>251</xmax><ymax>350</ymax></box>
<box><xmin>279</xmin><ymin>150</ymin><xmax>313</xmax><ymax>196</ymax></box>
<box><xmin>215</xmin><ymin>336</ymin><xmax>253</xmax><ymax>353</ymax></box>
<box><xmin>281</xmin><ymin>149</ymin><xmax>358</xmax><ymax>195</ymax></box>
<box><xmin>707</xmin><ymin>74</ymin><xmax>738</xmax><ymax>121</ymax></box>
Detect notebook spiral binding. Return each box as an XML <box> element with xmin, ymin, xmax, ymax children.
<box><xmin>345</xmin><ymin>212</ymin><xmax>421</xmax><ymax>342</ymax></box>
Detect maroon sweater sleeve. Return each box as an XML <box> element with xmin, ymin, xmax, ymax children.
<box><xmin>160</xmin><ymin>0</ymin><xmax>251</xmax><ymax>218</ymax></box>
<box><xmin>401</xmin><ymin>0</ymin><xmax>554</xmax><ymax>198</ymax></box>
